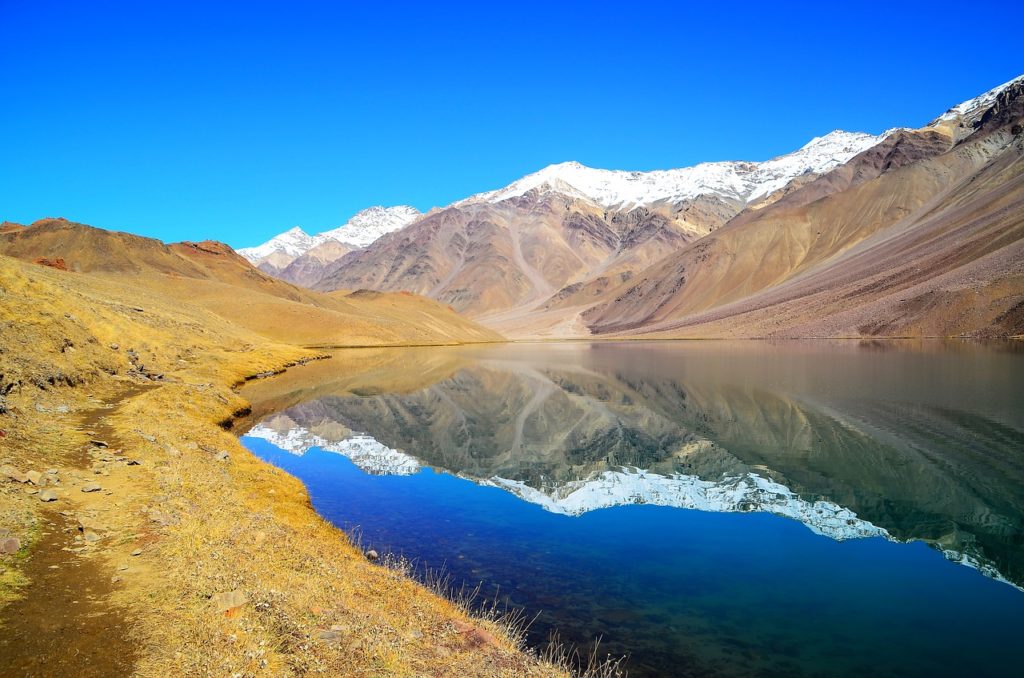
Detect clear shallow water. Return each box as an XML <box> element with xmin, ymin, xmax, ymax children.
<box><xmin>241</xmin><ymin>341</ymin><xmax>1024</xmax><ymax>677</ymax></box>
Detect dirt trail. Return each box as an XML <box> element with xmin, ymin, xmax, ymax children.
<box><xmin>0</xmin><ymin>387</ymin><xmax>150</xmax><ymax>677</ymax></box>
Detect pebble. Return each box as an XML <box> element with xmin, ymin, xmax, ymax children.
<box><xmin>81</xmin><ymin>483</ymin><xmax>102</xmax><ymax>493</ymax></box>
<box><xmin>130</xmin><ymin>549</ymin><xmax>143</xmax><ymax>556</ymax></box>
<box><xmin>365</xmin><ymin>549</ymin><xmax>379</xmax><ymax>562</ymax></box>
<box><xmin>38</xmin><ymin>489</ymin><xmax>58</xmax><ymax>502</ymax></box>
<box><xmin>1</xmin><ymin>537</ymin><xmax>20</xmax><ymax>554</ymax></box>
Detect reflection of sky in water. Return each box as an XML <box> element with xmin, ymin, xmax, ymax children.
<box><xmin>241</xmin><ymin>341</ymin><xmax>1024</xmax><ymax>677</ymax></box>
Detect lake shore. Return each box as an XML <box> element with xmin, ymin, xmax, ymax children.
<box><xmin>0</xmin><ymin>256</ymin><xmax>566</xmax><ymax>677</ymax></box>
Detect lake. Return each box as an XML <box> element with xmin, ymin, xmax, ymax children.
<box><xmin>240</xmin><ymin>341</ymin><xmax>1024</xmax><ymax>677</ymax></box>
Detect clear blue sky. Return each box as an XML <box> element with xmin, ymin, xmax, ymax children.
<box><xmin>1</xmin><ymin>1</ymin><xmax>1021</xmax><ymax>247</ymax></box>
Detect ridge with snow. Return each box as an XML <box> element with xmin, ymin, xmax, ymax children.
<box><xmin>931</xmin><ymin>74</ymin><xmax>1024</xmax><ymax>126</ymax></box>
<box><xmin>238</xmin><ymin>205</ymin><xmax>421</xmax><ymax>264</ymax></box>
<box><xmin>460</xmin><ymin>130</ymin><xmax>890</xmax><ymax>210</ymax></box>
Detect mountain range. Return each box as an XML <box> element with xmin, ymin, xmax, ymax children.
<box><xmin>238</xmin><ymin>205</ymin><xmax>422</xmax><ymax>285</ymax></box>
<box><xmin>241</xmin><ymin>74</ymin><xmax>1024</xmax><ymax>339</ymax></box>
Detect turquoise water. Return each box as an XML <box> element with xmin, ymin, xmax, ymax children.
<box><xmin>241</xmin><ymin>342</ymin><xmax>1024</xmax><ymax>676</ymax></box>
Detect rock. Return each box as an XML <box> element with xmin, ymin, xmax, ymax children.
<box><xmin>83</xmin><ymin>530</ymin><xmax>101</xmax><ymax>543</ymax></box>
<box><xmin>81</xmin><ymin>483</ymin><xmax>102</xmax><ymax>493</ymax></box>
<box><xmin>38</xmin><ymin>489</ymin><xmax>58</xmax><ymax>502</ymax></box>
<box><xmin>109</xmin><ymin>343</ymin><xmax>120</xmax><ymax>350</ymax></box>
<box><xmin>214</xmin><ymin>451</ymin><xmax>229</xmax><ymax>462</ymax></box>
<box><xmin>1</xmin><ymin>465</ymin><xmax>29</xmax><ymax>483</ymax></box>
<box><xmin>126</xmin><ymin>459</ymin><xmax>141</xmax><ymax>466</ymax></box>
<box><xmin>26</xmin><ymin>470</ymin><xmax>43</xmax><ymax>485</ymax></box>
<box><xmin>55</xmin><ymin>405</ymin><xmax>70</xmax><ymax>414</ymax></box>
<box><xmin>365</xmin><ymin>549</ymin><xmax>379</xmax><ymax>562</ymax></box>
<box><xmin>130</xmin><ymin>548</ymin><xmax>143</xmax><ymax>556</ymax></box>
<box><xmin>316</xmin><ymin>629</ymin><xmax>343</xmax><ymax>644</ymax></box>
<box><xmin>211</xmin><ymin>590</ymin><xmax>248</xmax><ymax>613</ymax></box>
<box><xmin>1</xmin><ymin>537</ymin><xmax>20</xmax><ymax>554</ymax></box>
<box><xmin>89</xmin><ymin>440</ymin><xmax>109</xmax><ymax>448</ymax></box>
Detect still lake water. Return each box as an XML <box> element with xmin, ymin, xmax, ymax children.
<box><xmin>241</xmin><ymin>341</ymin><xmax>1024</xmax><ymax>677</ymax></box>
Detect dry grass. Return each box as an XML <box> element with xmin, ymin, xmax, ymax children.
<box><xmin>0</xmin><ymin>254</ymin><xmax>566</xmax><ymax>676</ymax></box>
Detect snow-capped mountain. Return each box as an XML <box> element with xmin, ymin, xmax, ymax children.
<box><xmin>314</xmin><ymin>205</ymin><xmax>422</xmax><ymax>249</ymax></box>
<box><xmin>461</xmin><ymin>130</ymin><xmax>889</xmax><ymax>210</ymax></box>
<box><xmin>238</xmin><ymin>205</ymin><xmax>421</xmax><ymax>264</ymax></box>
<box><xmin>237</xmin><ymin>226</ymin><xmax>317</xmax><ymax>263</ymax></box>
<box><xmin>931</xmin><ymin>74</ymin><xmax>1024</xmax><ymax>126</ymax></box>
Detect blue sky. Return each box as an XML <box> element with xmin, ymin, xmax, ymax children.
<box><xmin>1</xmin><ymin>1</ymin><xmax>1021</xmax><ymax>247</ymax></box>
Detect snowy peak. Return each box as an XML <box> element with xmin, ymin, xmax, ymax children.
<box><xmin>316</xmin><ymin>205</ymin><xmax>421</xmax><ymax>249</ymax></box>
<box><xmin>237</xmin><ymin>226</ymin><xmax>316</xmax><ymax>263</ymax></box>
<box><xmin>238</xmin><ymin>205</ymin><xmax>421</xmax><ymax>264</ymax></box>
<box><xmin>462</xmin><ymin>130</ymin><xmax>887</xmax><ymax>210</ymax></box>
<box><xmin>931</xmin><ymin>73</ymin><xmax>1024</xmax><ymax>126</ymax></box>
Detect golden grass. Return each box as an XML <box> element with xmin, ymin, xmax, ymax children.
<box><xmin>0</xmin><ymin>255</ymin><xmax>569</xmax><ymax>677</ymax></box>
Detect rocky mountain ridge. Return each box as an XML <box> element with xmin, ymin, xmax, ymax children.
<box><xmin>237</xmin><ymin>205</ymin><xmax>422</xmax><ymax>280</ymax></box>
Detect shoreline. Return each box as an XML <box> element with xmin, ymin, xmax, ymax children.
<box><xmin>1</xmin><ymin>352</ymin><xmax>571</xmax><ymax>676</ymax></box>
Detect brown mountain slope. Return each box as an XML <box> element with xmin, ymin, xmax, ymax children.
<box><xmin>0</xmin><ymin>219</ymin><xmax>501</xmax><ymax>346</ymax></box>
<box><xmin>314</xmin><ymin>194</ymin><xmax>692</xmax><ymax>330</ymax></box>
<box><xmin>276</xmin><ymin>239</ymin><xmax>351</xmax><ymax>287</ymax></box>
<box><xmin>585</xmin><ymin>83</ymin><xmax>1024</xmax><ymax>338</ymax></box>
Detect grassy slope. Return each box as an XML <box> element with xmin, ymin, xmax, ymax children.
<box><xmin>0</xmin><ymin>253</ymin><xmax>561</xmax><ymax>676</ymax></box>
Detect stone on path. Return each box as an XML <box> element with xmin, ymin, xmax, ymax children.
<box><xmin>81</xmin><ymin>483</ymin><xmax>102</xmax><ymax>493</ymax></box>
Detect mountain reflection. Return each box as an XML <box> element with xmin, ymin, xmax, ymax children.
<box><xmin>243</xmin><ymin>342</ymin><xmax>1024</xmax><ymax>589</ymax></box>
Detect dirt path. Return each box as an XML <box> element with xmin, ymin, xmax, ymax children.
<box><xmin>0</xmin><ymin>387</ymin><xmax>150</xmax><ymax>677</ymax></box>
